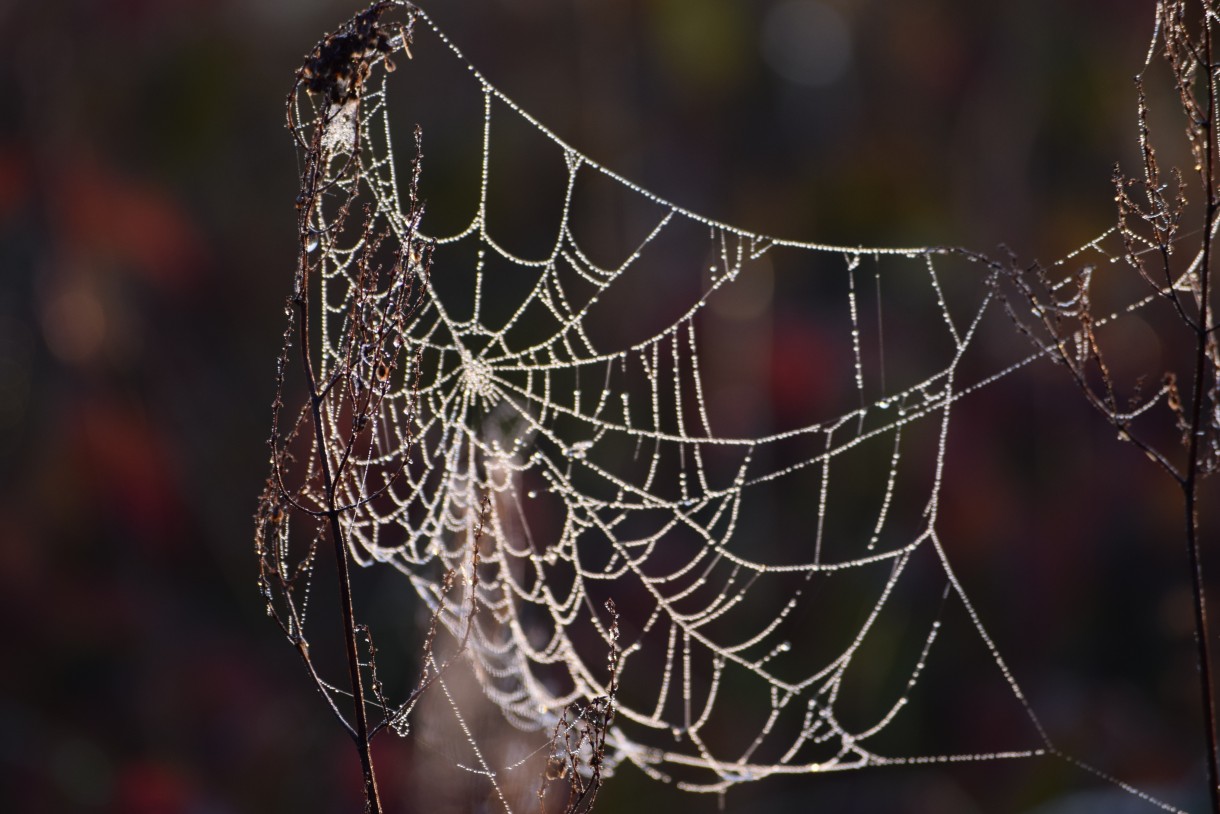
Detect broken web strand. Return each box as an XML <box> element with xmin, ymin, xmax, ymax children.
<box><xmin>280</xmin><ymin>3</ymin><xmax>1191</xmax><ymax>812</ymax></box>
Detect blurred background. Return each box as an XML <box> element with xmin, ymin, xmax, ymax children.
<box><xmin>2</xmin><ymin>0</ymin><xmax>1216</xmax><ymax>811</ymax></box>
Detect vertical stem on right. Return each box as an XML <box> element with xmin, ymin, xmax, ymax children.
<box><xmin>1188</xmin><ymin>4</ymin><xmax>1219</xmax><ymax>809</ymax></box>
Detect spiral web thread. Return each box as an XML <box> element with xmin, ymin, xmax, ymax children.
<box><xmin>275</xmin><ymin>3</ymin><xmax>1187</xmax><ymax>810</ymax></box>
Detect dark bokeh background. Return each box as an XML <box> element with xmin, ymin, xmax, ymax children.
<box><xmin>2</xmin><ymin>0</ymin><xmax>1217</xmax><ymax>812</ymax></box>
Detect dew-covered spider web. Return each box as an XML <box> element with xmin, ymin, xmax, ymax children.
<box><xmin>265</xmin><ymin>2</ymin><xmax>1195</xmax><ymax>811</ymax></box>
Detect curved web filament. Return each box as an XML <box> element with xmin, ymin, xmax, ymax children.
<box><xmin>265</xmin><ymin>3</ymin><xmax>1188</xmax><ymax>811</ymax></box>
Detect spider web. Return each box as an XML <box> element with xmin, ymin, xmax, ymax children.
<box><xmin>275</xmin><ymin>3</ymin><xmax>1187</xmax><ymax>811</ymax></box>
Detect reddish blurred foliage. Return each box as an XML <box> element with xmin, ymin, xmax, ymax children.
<box><xmin>769</xmin><ymin>311</ymin><xmax>844</xmax><ymax>425</ymax></box>
<box><xmin>111</xmin><ymin>760</ymin><xmax>193</xmax><ymax>814</ymax></box>
<box><xmin>68</xmin><ymin>397</ymin><xmax>187</xmax><ymax>551</ymax></box>
<box><xmin>51</xmin><ymin>159</ymin><xmax>206</xmax><ymax>292</ymax></box>
<box><xmin>0</xmin><ymin>142</ymin><xmax>33</xmax><ymax>223</ymax></box>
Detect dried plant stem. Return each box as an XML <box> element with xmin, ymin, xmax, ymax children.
<box><xmin>294</xmin><ymin>215</ymin><xmax>385</xmax><ymax>810</ymax></box>
<box><xmin>1184</xmin><ymin>249</ymin><xmax>1219</xmax><ymax>812</ymax></box>
<box><xmin>1187</xmin><ymin>170</ymin><xmax>1219</xmax><ymax>814</ymax></box>
<box><xmin>1185</xmin><ymin>10</ymin><xmax>1219</xmax><ymax>810</ymax></box>
<box><xmin>1185</xmin><ymin>456</ymin><xmax>1219</xmax><ymax>814</ymax></box>
<box><xmin>327</xmin><ymin>510</ymin><xmax>385</xmax><ymax>814</ymax></box>
<box><xmin>997</xmin><ymin>3</ymin><xmax>1220</xmax><ymax>805</ymax></box>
